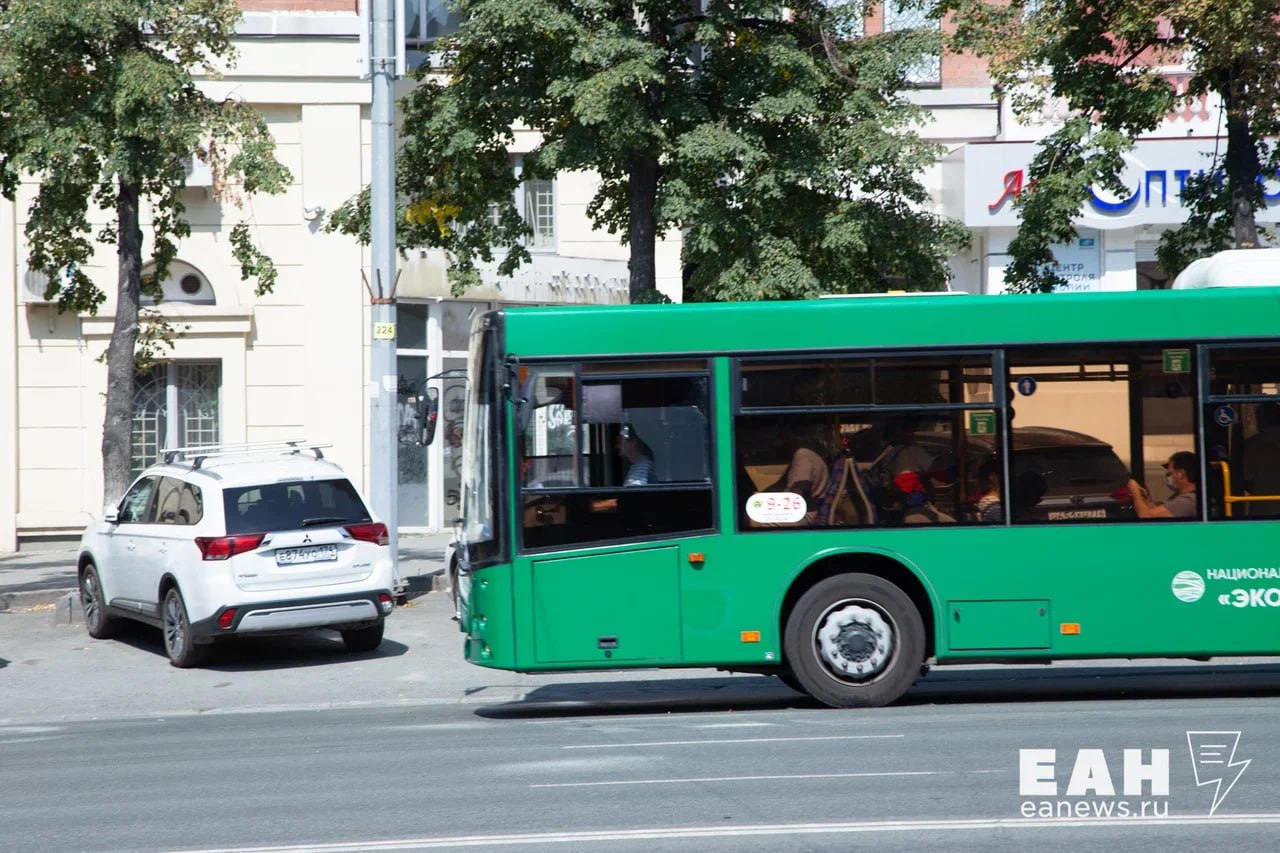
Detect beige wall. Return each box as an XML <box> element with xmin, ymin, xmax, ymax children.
<box><xmin>1</xmin><ymin>195</ymin><xmax>15</xmax><ymax>551</ymax></box>
<box><xmin>3</xmin><ymin>21</ymin><xmax>687</xmax><ymax>548</ymax></box>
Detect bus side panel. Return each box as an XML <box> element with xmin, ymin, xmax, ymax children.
<box><xmin>901</xmin><ymin>522</ymin><xmax>1280</xmax><ymax>661</ymax></box>
<box><xmin>463</xmin><ymin>562</ymin><xmax>518</xmax><ymax>670</ymax></box>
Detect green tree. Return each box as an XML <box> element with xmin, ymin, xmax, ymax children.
<box><xmin>328</xmin><ymin>0</ymin><xmax>967</xmax><ymax>302</ymax></box>
<box><xmin>0</xmin><ymin>0</ymin><xmax>290</xmax><ymax>501</ymax></box>
<box><xmin>945</xmin><ymin>0</ymin><xmax>1280</xmax><ymax>291</ymax></box>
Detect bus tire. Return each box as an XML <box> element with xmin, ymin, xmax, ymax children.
<box><xmin>783</xmin><ymin>573</ymin><xmax>924</xmax><ymax>709</ymax></box>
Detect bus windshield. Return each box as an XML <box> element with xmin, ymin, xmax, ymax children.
<box><xmin>457</xmin><ymin>312</ymin><xmax>501</xmax><ymax>567</ymax></box>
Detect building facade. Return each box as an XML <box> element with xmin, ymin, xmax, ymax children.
<box><xmin>2</xmin><ymin>2</ymin><xmax>1269</xmax><ymax>550</ymax></box>
<box><xmin>0</xmin><ymin>3</ymin><xmax>682</xmax><ymax>551</ymax></box>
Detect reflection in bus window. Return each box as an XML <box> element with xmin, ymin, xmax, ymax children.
<box><xmin>1006</xmin><ymin>345</ymin><xmax>1197</xmax><ymax>522</ymax></box>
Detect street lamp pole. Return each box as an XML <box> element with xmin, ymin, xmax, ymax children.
<box><xmin>369</xmin><ymin>0</ymin><xmax>399</xmax><ymax>569</ymax></box>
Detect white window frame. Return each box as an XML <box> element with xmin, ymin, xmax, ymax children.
<box><xmin>883</xmin><ymin>0</ymin><xmax>941</xmax><ymax>86</ymax></box>
<box><xmin>132</xmin><ymin>361</ymin><xmax>222</xmax><ymax>473</ymax></box>
<box><xmin>514</xmin><ymin>156</ymin><xmax>556</xmax><ymax>253</ymax></box>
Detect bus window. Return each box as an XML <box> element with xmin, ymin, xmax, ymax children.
<box><xmin>736</xmin><ymin>353</ymin><xmax>1001</xmax><ymax>528</ymax></box>
<box><xmin>1205</xmin><ymin>346</ymin><xmax>1280</xmax><ymax>519</ymax></box>
<box><xmin>519</xmin><ymin>366</ymin><xmax>579</xmax><ymax>489</ymax></box>
<box><xmin>1006</xmin><ymin>345</ymin><xmax>1197</xmax><ymax>522</ymax></box>
<box><xmin>519</xmin><ymin>363</ymin><xmax>714</xmax><ymax>551</ymax></box>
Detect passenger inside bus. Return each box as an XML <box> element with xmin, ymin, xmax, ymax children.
<box><xmin>616</xmin><ymin>424</ymin><xmax>654</xmax><ymax>486</ymax></box>
<box><xmin>976</xmin><ymin>460</ymin><xmax>1003</xmax><ymax>522</ymax></box>
<box><xmin>1129</xmin><ymin>451</ymin><xmax>1199</xmax><ymax>519</ymax></box>
<box><xmin>868</xmin><ymin>417</ymin><xmax>955</xmax><ymax>524</ymax></box>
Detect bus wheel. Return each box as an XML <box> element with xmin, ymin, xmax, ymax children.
<box><xmin>784</xmin><ymin>573</ymin><xmax>924</xmax><ymax>709</ymax></box>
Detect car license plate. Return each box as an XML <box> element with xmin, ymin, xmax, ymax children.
<box><xmin>275</xmin><ymin>544</ymin><xmax>338</xmax><ymax>566</ymax></box>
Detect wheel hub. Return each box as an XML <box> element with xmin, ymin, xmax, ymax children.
<box><xmin>815</xmin><ymin>602</ymin><xmax>893</xmax><ymax>681</ymax></box>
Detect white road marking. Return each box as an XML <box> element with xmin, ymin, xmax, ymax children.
<box><xmin>165</xmin><ymin>813</ymin><xmax>1280</xmax><ymax>852</ymax></box>
<box><xmin>530</xmin><ymin>770</ymin><xmax>946</xmax><ymax>788</ymax></box>
<box><xmin>692</xmin><ymin>722</ymin><xmax>778</xmax><ymax>729</ymax></box>
<box><xmin>563</xmin><ymin>734</ymin><xmax>903</xmax><ymax>749</ymax></box>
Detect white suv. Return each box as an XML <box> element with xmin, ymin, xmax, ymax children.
<box><xmin>77</xmin><ymin>442</ymin><xmax>397</xmax><ymax>667</ymax></box>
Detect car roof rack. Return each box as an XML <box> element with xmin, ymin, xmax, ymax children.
<box><xmin>160</xmin><ymin>439</ymin><xmax>332</xmax><ymax>470</ymax></box>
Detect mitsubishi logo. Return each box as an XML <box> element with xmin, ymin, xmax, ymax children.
<box><xmin>302</xmin><ymin>534</ymin><xmax>313</xmax><ymax>544</ymax></box>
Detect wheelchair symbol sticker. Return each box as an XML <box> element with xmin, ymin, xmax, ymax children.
<box><xmin>1214</xmin><ymin>405</ymin><xmax>1237</xmax><ymax>427</ymax></box>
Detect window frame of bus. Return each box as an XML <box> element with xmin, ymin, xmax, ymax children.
<box><xmin>515</xmin><ymin>357</ymin><xmax>718</xmax><ymax>554</ymax></box>
<box><xmin>1203</xmin><ymin>342</ymin><xmax>1280</xmax><ymax>520</ymax></box>
<box><xmin>732</xmin><ymin>350</ymin><xmax>1006</xmax><ymax>529</ymax></box>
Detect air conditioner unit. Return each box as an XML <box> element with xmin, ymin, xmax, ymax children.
<box><xmin>183</xmin><ymin>155</ymin><xmax>214</xmax><ymax>188</ymax></box>
<box><xmin>19</xmin><ymin>267</ymin><xmax>55</xmax><ymax>304</ymax></box>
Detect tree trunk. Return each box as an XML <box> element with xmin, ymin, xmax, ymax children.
<box><xmin>627</xmin><ymin>155</ymin><xmax>659</xmax><ymax>302</ymax></box>
<box><xmin>101</xmin><ymin>181</ymin><xmax>144</xmax><ymax>504</ymax></box>
<box><xmin>1224</xmin><ymin>99</ymin><xmax>1261</xmax><ymax>249</ymax></box>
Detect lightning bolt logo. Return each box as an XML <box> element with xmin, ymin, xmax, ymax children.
<box><xmin>1186</xmin><ymin>731</ymin><xmax>1251</xmax><ymax>815</ymax></box>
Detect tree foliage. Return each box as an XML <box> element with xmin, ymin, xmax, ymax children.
<box><xmin>328</xmin><ymin>0</ymin><xmax>968</xmax><ymax>302</ymax></box>
<box><xmin>945</xmin><ymin>0</ymin><xmax>1280</xmax><ymax>291</ymax></box>
<box><xmin>0</xmin><ymin>0</ymin><xmax>290</xmax><ymax>501</ymax></box>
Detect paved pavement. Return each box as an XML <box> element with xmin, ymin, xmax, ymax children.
<box><xmin>0</xmin><ymin>531</ymin><xmax>454</xmax><ymax>611</ymax></box>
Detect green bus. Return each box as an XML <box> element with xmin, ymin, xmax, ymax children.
<box><xmin>449</xmin><ymin>287</ymin><xmax>1280</xmax><ymax>708</ymax></box>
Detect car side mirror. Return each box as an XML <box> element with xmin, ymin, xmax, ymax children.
<box><xmin>103</xmin><ymin>505</ymin><xmax>119</xmax><ymax>524</ymax></box>
<box><xmin>421</xmin><ymin>387</ymin><xmax>440</xmax><ymax>446</ymax></box>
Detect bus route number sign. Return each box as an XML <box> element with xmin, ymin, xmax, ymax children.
<box><xmin>746</xmin><ymin>492</ymin><xmax>807</xmax><ymax>525</ymax></box>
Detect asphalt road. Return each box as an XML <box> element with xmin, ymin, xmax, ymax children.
<box><xmin>3</xmin><ymin>592</ymin><xmax>1280</xmax><ymax>852</ymax></box>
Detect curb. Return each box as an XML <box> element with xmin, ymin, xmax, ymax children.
<box><xmin>0</xmin><ymin>587</ymin><xmax>78</xmax><ymax>612</ymax></box>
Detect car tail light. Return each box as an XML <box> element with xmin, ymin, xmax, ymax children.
<box><xmin>345</xmin><ymin>522</ymin><xmax>389</xmax><ymax>546</ymax></box>
<box><xmin>218</xmin><ymin>609</ymin><xmax>237</xmax><ymax>629</ymax></box>
<box><xmin>378</xmin><ymin>593</ymin><xmax>394</xmax><ymax>614</ymax></box>
<box><xmin>1112</xmin><ymin>487</ymin><xmax>1133</xmax><ymax>504</ymax></box>
<box><xmin>195</xmin><ymin>533</ymin><xmax>266</xmax><ymax>561</ymax></box>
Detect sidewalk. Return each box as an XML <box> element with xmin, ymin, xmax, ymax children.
<box><xmin>0</xmin><ymin>531</ymin><xmax>453</xmax><ymax>611</ymax></box>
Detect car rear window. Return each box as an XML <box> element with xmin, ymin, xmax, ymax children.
<box><xmin>222</xmin><ymin>478</ymin><xmax>372</xmax><ymax>535</ymax></box>
<box><xmin>1016</xmin><ymin>447</ymin><xmax>1129</xmax><ymax>492</ymax></box>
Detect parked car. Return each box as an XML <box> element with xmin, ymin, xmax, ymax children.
<box><xmin>852</xmin><ymin>423</ymin><xmax>1134</xmax><ymax>522</ymax></box>
<box><xmin>912</xmin><ymin>426</ymin><xmax>1134</xmax><ymax>522</ymax></box>
<box><xmin>77</xmin><ymin>442</ymin><xmax>396</xmax><ymax>667</ymax></box>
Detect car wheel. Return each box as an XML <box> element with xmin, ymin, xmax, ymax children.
<box><xmin>80</xmin><ymin>562</ymin><xmax>118</xmax><ymax>640</ymax></box>
<box><xmin>341</xmin><ymin>620</ymin><xmax>385</xmax><ymax>653</ymax></box>
<box><xmin>783</xmin><ymin>573</ymin><xmax>924</xmax><ymax>709</ymax></box>
<box><xmin>163</xmin><ymin>586</ymin><xmax>205</xmax><ymax>668</ymax></box>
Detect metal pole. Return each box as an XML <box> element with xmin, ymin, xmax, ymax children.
<box><xmin>370</xmin><ymin>0</ymin><xmax>398</xmax><ymax>569</ymax></box>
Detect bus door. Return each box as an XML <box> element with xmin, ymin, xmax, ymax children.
<box><xmin>516</xmin><ymin>362</ymin><xmax>716</xmax><ymax>665</ymax></box>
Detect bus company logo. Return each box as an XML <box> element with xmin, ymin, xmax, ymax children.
<box><xmin>1171</xmin><ymin>570</ymin><xmax>1205</xmax><ymax>603</ymax></box>
<box><xmin>1017</xmin><ymin>733</ymin><xmax>1253</xmax><ymax>818</ymax></box>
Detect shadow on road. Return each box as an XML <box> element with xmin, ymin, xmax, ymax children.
<box><xmin>475</xmin><ymin>675</ymin><xmax>815</xmax><ymax>718</ymax></box>
<box><xmin>106</xmin><ymin>618</ymin><xmax>410</xmax><ymax>671</ymax></box>
<box><xmin>474</xmin><ymin>661</ymin><xmax>1280</xmax><ymax>719</ymax></box>
<box><xmin>902</xmin><ymin>661</ymin><xmax>1280</xmax><ymax>706</ymax></box>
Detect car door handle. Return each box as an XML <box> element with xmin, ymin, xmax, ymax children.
<box><xmin>126</xmin><ymin>541</ymin><xmax>137</xmax><ymax>551</ymax></box>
